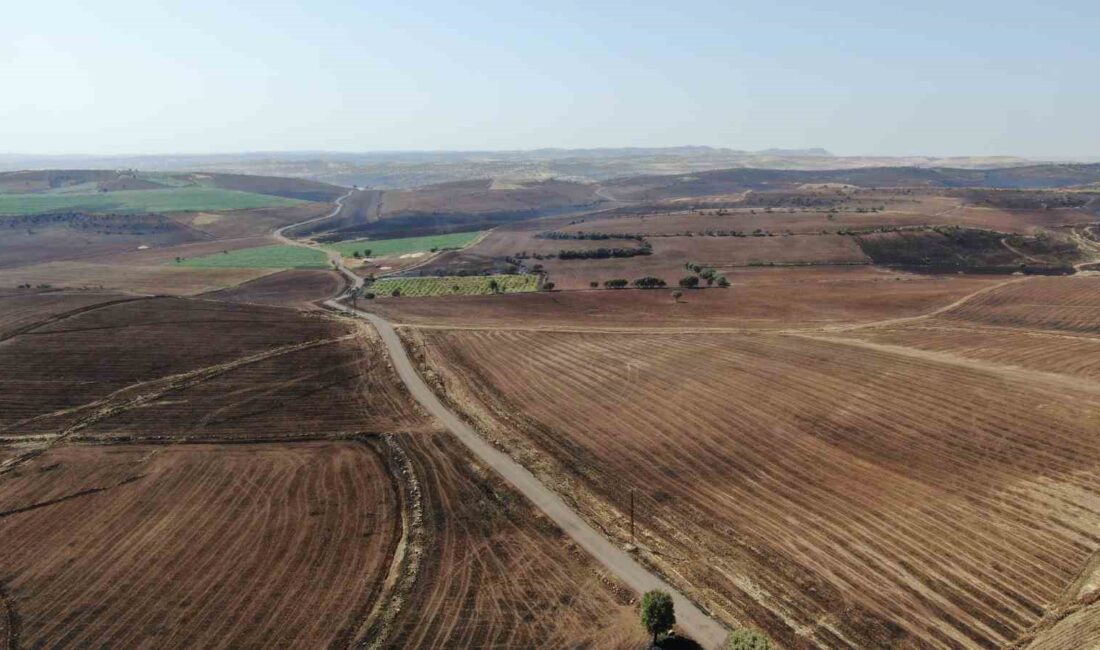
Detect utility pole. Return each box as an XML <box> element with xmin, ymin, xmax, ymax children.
<box><xmin>630</xmin><ymin>488</ymin><xmax>635</xmax><ymax>546</ymax></box>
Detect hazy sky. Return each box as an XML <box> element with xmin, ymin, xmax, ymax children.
<box><xmin>3</xmin><ymin>0</ymin><xmax>1097</xmax><ymax>157</ymax></box>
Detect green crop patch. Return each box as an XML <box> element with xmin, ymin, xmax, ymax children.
<box><xmin>0</xmin><ymin>186</ymin><xmax>303</xmax><ymax>215</ymax></box>
<box><xmin>174</xmin><ymin>245</ymin><xmax>330</xmax><ymax>269</ymax></box>
<box><xmin>368</xmin><ymin>274</ymin><xmax>539</xmax><ymax>297</ymax></box>
<box><xmin>328</xmin><ymin>231</ymin><xmax>482</xmax><ymax>258</ymax></box>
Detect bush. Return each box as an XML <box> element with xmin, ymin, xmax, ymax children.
<box><xmin>717</xmin><ymin>276</ymin><xmax>731</xmax><ymax>288</ymax></box>
<box><xmin>725</xmin><ymin>629</ymin><xmax>773</xmax><ymax>650</ymax></box>
<box><xmin>364</xmin><ymin>292</ymin><xmax>375</xmax><ymax>300</ymax></box>
<box><xmin>590</xmin><ymin>281</ymin><xmax>599</xmax><ymax>288</ymax></box>
<box><xmin>633</xmin><ymin>276</ymin><xmax>667</xmax><ymax>289</ymax></box>
<box><xmin>391</xmin><ymin>288</ymin><xmax>401</xmax><ymax>297</ymax></box>
<box><xmin>678</xmin><ymin>276</ymin><xmax>700</xmax><ymax>289</ymax></box>
<box><xmin>604</xmin><ymin>278</ymin><xmax>629</xmax><ymax>289</ymax></box>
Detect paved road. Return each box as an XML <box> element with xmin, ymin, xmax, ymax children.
<box><xmin>278</xmin><ymin>197</ymin><xmax>729</xmax><ymax>648</ymax></box>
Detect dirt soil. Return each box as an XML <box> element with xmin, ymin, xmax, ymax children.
<box><xmin>202</xmin><ymin>268</ymin><xmax>343</xmax><ymax>310</ymax></box>
<box><xmin>0</xmin><ymin>440</ymin><xmax>401</xmax><ymax>648</ymax></box>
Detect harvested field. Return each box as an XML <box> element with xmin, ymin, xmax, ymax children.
<box><xmin>202</xmin><ymin>268</ymin><xmax>343</xmax><ymax>309</ymax></box>
<box><xmin>0</xmin><ymin>440</ymin><xmax>402</xmax><ymax>648</ymax></box>
<box><xmin>837</xmin><ymin>319</ymin><xmax>1100</xmax><ymax>381</ymax></box>
<box><xmin>385</xmin><ymin>430</ymin><xmax>644</xmax><ymax>648</ymax></box>
<box><xmin>79</xmin><ymin>325</ymin><xmax>427</xmax><ymax>440</ymax></box>
<box><xmin>561</xmin><ymin>201</ymin><xmax>1096</xmax><ymax>237</ymax></box>
<box><xmin>0</xmin><ymin>261</ymin><xmax>274</xmax><ymax>295</ymax></box>
<box><xmin>941</xmin><ymin>275</ymin><xmax>1100</xmax><ymax>334</ymax></box>
<box><xmin>372</xmin><ymin>267</ymin><xmax>1005</xmax><ymax>330</ymax></box>
<box><xmin>0</xmin><ymin>289</ymin><xmax>135</xmax><ymax>338</ymax></box>
<box><xmin>536</xmin><ymin>235</ymin><xmax>867</xmax><ymax>290</ymax></box>
<box><xmin>0</xmin><ymin>214</ymin><xmax>204</xmax><ymax>268</ymax></box>
<box><xmin>408</xmin><ymin>327</ymin><xmax>1100</xmax><ymax>648</ymax></box>
<box><xmin>0</xmin><ymin>297</ymin><xmax>345</xmax><ymax>433</ymax></box>
<box><xmin>170</xmin><ymin>202</ymin><xmax>331</xmax><ymax>239</ymax></box>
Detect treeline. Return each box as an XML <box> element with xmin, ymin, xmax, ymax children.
<box><xmin>601</xmin><ymin>277</ymin><xmax>667</xmax><ymax>289</ymax></box>
<box><xmin>557</xmin><ymin>242</ymin><xmax>652</xmax><ymax>259</ymax></box>
<box><xmin>535</xmin><ymin>231</ymin><xmax>644</xmax><ymax>242</ymax></box>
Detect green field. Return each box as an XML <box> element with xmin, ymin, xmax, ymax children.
<box><xmin>174</xmin><ymin>245</ymin><xmax>329</xmax><ymax>269</ymax></box>
<box><xmin>368</xmin><ymin>274</ymin><xmax>539</xmax><ymax>297</ymax></box>
<box><xmin>0</xmin><ymin>186</ymin><xmax>303</xmax><ymax>215</ymax></box>
<box><xmin>328</xmin><ymin>231</ymin><xmax>482</xmax><ymax>258</ymax></box>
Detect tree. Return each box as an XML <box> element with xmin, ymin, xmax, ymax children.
<box><xmin>543</xmin><ymin>281</ymin><xmax>555</xmax><ymax>291</ymax></box>
<box><xmin>671</xmin><ymin>290</ymin><xmax>683</xmax><ymax>303</ymax></box>
<box><xmin>633</xmin><ymin>276</ymin><xmax>666</xmax><ymax>289</ymax></box>
<box><xmin>604</xmin><ymin>278</ymin><xmax>629</xmax><ymax>289</ymax></box>
<box><xmin>640</xmin><ymin>590</ymin><xmax>675</xmax><ymax>644</ymax></box>
<box><xmin>364</xmin><ymin>292</ymin><xmax>375</xmax><ymax>300</ymax></box>
<box><xmin>488</xmin><ymin>279</ymin><xmax>500</xmax><ymax>293</ymax></box>
<box><xmin>363</xmin><ymin>249</ymin><xmax>372</xmax><ymax>257</ymax></box>
<box><xmin>391</xmin><ymin>288</ymin><xmax>401</xmax><ymax>297</ymax></box>
<box><xmin>725</xmin><ymin>629</ymin><xmax>773</xmax><ymax>650</ymax></box>
<box><xmin>353</xmin><ymin>251</ymin><xmax>362</xmax><ymax>258</ymax></box>
<box><xmin>590</xmin><ymin>281</ymin><xmax>599</xmax><ymax>288</ymax></box>
<box><xmin>717</xmin><ymin>276</ymin><xmax>731</xmax><ymax>288</ymax></box>
<box><xmin>678</xmin><ymin>276</ymin><xmax>700</xmax><ymax>289</ymax></box>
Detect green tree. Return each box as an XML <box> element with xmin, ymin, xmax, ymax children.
<box><xmin>353</xmin><ymin>251</ymin><xmax>362</xmax><ymax>258</ymax></box>
<box><xmin>590</xmin><ymin>281</ymin><xmax>599</xmax><ymax>288</ymax></box>
<box><xmin>640</xmin><ymin>590</ymin><xmax>675</xmax><ymax>644</ymax></box>
<box><xmin>679</xmin><ymin>276</ymin><xmax>700</xmax><ymax>289</ymax></box>
<box><xmin>717</xmin><ymin>276</ymin><xmax>731</xmax><ymax>288</ymax></box>
<box><xmin>391</xmin><ymin>288</ymin><xmax>401</xmax><ymax>297</ymax></box>
<box><xmin>725</xmin><ymin>629</ymin><xmax>773</xmax><ymax>650</ymax></box>
<box><xmin>543</xmin><ymin>281</ymin><xmax>555</xmax><ymax>291</ymax></box>
<box><xmin>488</xmin><ymin>279</ymin><xmax>500</xmax><ymax>293</ymax></box>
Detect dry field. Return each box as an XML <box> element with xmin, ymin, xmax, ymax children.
<box><xmin>384</xmin><ymin>430</ymin><xmax>644</xmax><ymax>648</ymax></box>
<box><xmin>0</xmin><ymin>289</ymin><xmax>138</xmax><ymax>338</ymax></box>
<box><xmin>370</xmin><ymin>267</ymin><xmax>1006</xmax><ymax>330</ymax></box>
<box><xmin>0</xmin><ymin>260</ymin><xmax>276</xmax><ymax>295</ymax></box>
<box><xmin>0</xmin><ymin>440</ymin><xmax>401</xmax><ymax>648</ymax></box>
<box><xmin>202</xmin><ymin>268</ymin><xmax>343</xmax><ymax>309</ymax></box>
<box><xmin>403</xmin><ymin>281</ymin><xmax>1100</xmax><ymax>648</ymax></box>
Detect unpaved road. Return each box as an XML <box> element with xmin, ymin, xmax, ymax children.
<box><xmin>275</xmin><ymin>200</ymin><xmax>729</xmax><ymax>647</ymax></box>
<box><xmin>327</xmin><ymin>301</ymin><xmax>729</xmax><ymax>648</ymax></box>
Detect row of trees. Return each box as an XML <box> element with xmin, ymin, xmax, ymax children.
<box><xmin>535</xmin><ymin>230</ymin><xmax>644</xmax><ymax>241</ymax></box>
<box><xmin>557</xmin><ymin>243</ymin><xmax>652</xmax><ymax>260</ymax></box>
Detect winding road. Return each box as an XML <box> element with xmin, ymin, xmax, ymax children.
<box><xmin>276</xmin><ymin>194</ymin><xmax>730</xmax><ymax>648</ymax></box>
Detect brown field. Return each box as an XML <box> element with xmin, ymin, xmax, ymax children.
<box><xmin>169</xmin><ymin>202</ymin><xmax>331</xmax><ymax>239</ymax></box>
<box><xmin>0</xmin><ymin>297</ymin><xmax>346</xmax><ymax>434</ymax></box>
<box><xmin>0</xmin><ymin>219</ymin><xmax>204</xmax><ymax>269</ymax></box>
<box><xmin>0</xmin><ymin>289</ymin><xmax>136</xmax><ymax>338</ymax></box>
<box><xmin>381</xmin><ymin>179</ymin><xmax>599</xmax><ymax>217</ymax></box>
<box><xmin>561</xmin><ymin>199</ymin><xmax>1096</xmax><ymax>237</ymax></box>
<box><xmin>201</xmin><ymin>268</ymin><xmax>343</xmax><ymax>309</ymax></box>
<box><xmin>405</xmin><ymin>322</ymin><xmax>1100</xmax><ymax>648</ymax></box>
<box><xmin>90</xmin><ymin>235</ymin><xmax>276</xmax><ymax>265</ymax></box>
<box><xmin>940</xmin><ymin>274</ymin><xmax>1100</xmax><ymax>334</ymax></box>
<box><xmin>0</xmin><ymin>440</ymin><xmax>401</xmax><ymax>648</ymax></box>
<box><xmin>370</xmin><ymin>267</ymin><xmax>1006</xmax><ymax>330</ymax></box>
<box><xmin>384</xmin><ymin>430</ymin><xmax>644</xmax><ymax>648</ymax></box>
<box><xmin>0</xmin><ymin>261</ymin><xmax>275</xmax><ymax>294</ymax></box>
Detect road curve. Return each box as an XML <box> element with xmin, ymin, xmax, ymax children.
<box><xmin>277</xmin><ymin>194</ymin><xmax>729</xmax><ymax>647</ymax></box>
<box><xmin>327</xmin><ymin>301</ymin><xmax>729</xmax><ymax>648</ymax></box>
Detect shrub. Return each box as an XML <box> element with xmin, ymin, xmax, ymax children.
<box><xmin>725</xmin><ymin>629</ymin><xmax>773</xmax><ymax>650</ymax></box>
<box><xmin>678</xmin><ymin>276</ymin><xmax>700</xmax><ymax>289</ymax></box>
<box><xmin>604</xmin><ymin>278</ymin><xmax>629</xmax><ymax>289</ymax></box>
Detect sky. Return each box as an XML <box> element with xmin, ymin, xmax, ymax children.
<box><xmin>2</xmin><ymin>0</ymin><xmax>1098</xmax><ymax>157</ymax></box>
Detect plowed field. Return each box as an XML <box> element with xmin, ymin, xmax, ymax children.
<box><xmin>385</xmin><ymin>431</ymin><xmax>644</xmax><ymax>648</ymax></box>
<box><xmin>0</xmin><ymin>441</ymin><xmax>400</xmax><ymax>648</ymax></box>
<box><xmin>408</xmin><ymin>326</ymin><xmax>1100</xmax><ymax>648</ymax></box>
